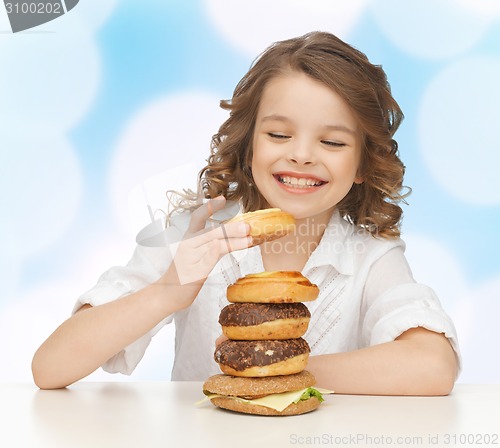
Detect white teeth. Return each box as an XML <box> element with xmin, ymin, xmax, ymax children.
<box><xmin>279</xmin><ymin>175</ymin><xmax>323</xmax><ymax>188</ymax></box>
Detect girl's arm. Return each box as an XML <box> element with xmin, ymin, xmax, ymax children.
<box><xmin>32</xmin><ymin>278</ymin><xmax>184</xmax><ymax>390</ymax></box>
<box><xmin>31</xmin><ymin>197</ymin><xmax>251</xmax><ymax>390</ymax></box>
<box><xmin>307</xmin><ymin>326</ymin><xmax>458</xmax><ymax>396</ymax></box>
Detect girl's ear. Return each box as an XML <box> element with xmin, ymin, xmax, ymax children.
<box><xmin>354</xmin><ymin>175</ymin><xmax>364</xmax><ymax>185</ymax></box>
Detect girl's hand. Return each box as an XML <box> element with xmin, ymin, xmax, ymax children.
<box><xmin>215</xmin><ymin>334</ymin><xmax>228</xmax><ymax>347</ymax></box>
<box><xmin>158</xmin><ymin>196</ymin><xmax>251</xmax><ymax>307</ymax></box>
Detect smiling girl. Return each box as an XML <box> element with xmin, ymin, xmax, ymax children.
<box><xmin>32</xmin><ymin>32</ymin><xmax>460</xmax><ymax>394</ymax></box>
<box><xmin>250</xmin><ymin>71</ymin><xmax>363</xmax><ymax>272</ymax></box>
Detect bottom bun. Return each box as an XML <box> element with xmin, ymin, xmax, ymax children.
<box><xmin>211</xmin><ymin>396</ymin><xmax>321</xmax><ymax>416</ymax></box>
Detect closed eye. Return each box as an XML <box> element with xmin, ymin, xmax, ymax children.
<box><xmin>268</xmin><ymin>132</ymin><xmax>290</xmax><ymax>140</ymax></box>
<box><xmin>321</xmin><ymin>140</ymin><xmax>346</xmax><ymax>148</ymax></box>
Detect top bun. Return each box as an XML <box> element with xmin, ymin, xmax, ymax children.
<box><xmin>203</xmin><ymin>370</ymin><xmax>317</xmax><ymax>397</ymax></box>
<box><xmin>227</xmin><ymin>271</ymin><xmax>320</xmax><ymax>303</ymax></box>
<box><xmin>226</xmin><ymin>208</ymin><xmax>295</xmax><ymax>246</ymax></box>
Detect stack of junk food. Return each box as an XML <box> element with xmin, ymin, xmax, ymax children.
<box><xmin>201</xmin><ymin>270</ymin><xmax>334</xmax><ymax>416</ymax></box>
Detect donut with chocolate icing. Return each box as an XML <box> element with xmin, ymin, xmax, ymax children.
<box><xmin>227</xmin><ymin>271</ymin><xmax>320</xmax><ymax>303</ymax></box>
<box><xmin>219</xmin><ymin>303</ymin><xmax>311</xmax><ymax>340</ymax></box>
<box><xmin>214</xmin><ymin>338</ymin><xmax>310</xmax><ymax>377</ymax></box>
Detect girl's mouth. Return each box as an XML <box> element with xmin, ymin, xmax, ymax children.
<box><xmin>274</xmin><ymin>174</ymin><xmax>327</xmax><ymax>190</ymax></box>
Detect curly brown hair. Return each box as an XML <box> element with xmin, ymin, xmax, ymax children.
<box><xmin>196</xmin><ymin>31</ymin><xmax>408</xmax><ymax>238</ymax></box>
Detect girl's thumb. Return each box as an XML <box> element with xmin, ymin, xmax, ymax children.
<box><xmin>206</xmin><ymin>195</ymin><xmax>226</xmax><ymax>216</ymax></box>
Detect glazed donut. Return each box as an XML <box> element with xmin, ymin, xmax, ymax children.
<box><xmin>219</xmin><ymin>303</ymin><xmax>311</xmax><ymax>340</ymax></box>
<box><xmin>214</xmin><ymin>338</ymin><xmax>310</xmax><ymax>377</ymax></box>
<box><xmin>226</xmin><ymin>271</ymin><xmax>320</xmax><ymax>303</ymax></box>
<box><xmin>226</xmin><ymin>208</ymin><xmax>295</xmax><ymax>246</ymax></box>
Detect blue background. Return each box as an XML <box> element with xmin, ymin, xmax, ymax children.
<box><xmin>1</xmin><ymin>0</ymin><xmax>499</xmax><ymax>383</ymax></box>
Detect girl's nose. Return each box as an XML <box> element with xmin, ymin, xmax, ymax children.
<box><xmin>286</xmin><ymin>140</ymin><xmax>316</xmax><ymax>165</ymax></box>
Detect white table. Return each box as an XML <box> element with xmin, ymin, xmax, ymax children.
<box><xmin>1</xmin><ymin>383</ymin><xmax>499</xmax><ymax>448</ymax></box>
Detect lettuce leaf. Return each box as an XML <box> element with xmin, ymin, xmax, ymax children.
<box><xmin>294</xmin><ymin>387</ymin><xmax>325</xmax><ymax>403</ymax></box>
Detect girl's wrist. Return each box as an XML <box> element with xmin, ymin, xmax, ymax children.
<box><xmin>153</xmin><ymin>265</ymin><xmax>202</xmax><ymax>312</ymax></box>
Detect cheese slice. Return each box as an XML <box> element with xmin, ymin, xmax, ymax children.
<box><xmin>196</xmin><ymin>387</ymin><xmax>333</xmax><ymax>412</ymax></box>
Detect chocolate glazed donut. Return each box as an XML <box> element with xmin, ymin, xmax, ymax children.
<box><xmin>214</xmin><ymin>338</ymin><xmax>311</xmax><ymax>377</ymax></box>
<box><xmin>219</xmin><ymin>303</ymin><xmax>311</xmax><ymax>340</ymax></box>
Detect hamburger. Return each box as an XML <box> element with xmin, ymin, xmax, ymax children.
<box><xmin>201</xmin><ymin>371</ymin><xmax>332</xmax><ymax>416</ymax></box>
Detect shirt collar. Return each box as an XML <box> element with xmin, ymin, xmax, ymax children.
<box><xmin>303</xmin><ymin>210</ymin><xmax>356</xmax><ymax>276</ymax></box>
<box><xmin>234</xmin><ymin>209</ymin><xmax>357</xmax><ymax>276</ymax></box>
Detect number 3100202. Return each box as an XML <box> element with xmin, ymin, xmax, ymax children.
<box><xmin>5</xmin><ymin>3</ymin><xmax>62</xmax><ymax>14</ymax></box>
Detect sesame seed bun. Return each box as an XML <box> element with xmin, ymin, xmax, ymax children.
<box><xmin>203</xmin><ymin>370</ymin><xmax>316</xmax><ymax>397</ymax></box>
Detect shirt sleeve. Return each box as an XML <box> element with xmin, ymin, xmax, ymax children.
<box><xmin>73</xmin><ymin>222</ymin><xmax>184</xmax><ymax>375</ymax></box>
<box><xmin>361</xmin><ymin>246</ymin><xmax>462</xmax><ymax>373</ymax></box>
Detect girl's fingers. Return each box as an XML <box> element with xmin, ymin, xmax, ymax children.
<box><xmin>187</xmin><ymin>196</ymin><xmax>226</xmax><ymax>233</ymax></box>
<box><xmin>183</xmin><ymin>234</ymin><xmax>251</xmax><ymax>266</ymax></box>
<box><xmin>218</xmin><ymin>234</ymin><xmax>252</xmax><ymax>254</ymax></box>
<box><xmin>173</xmin><ymin>200</ymin><xmax>252</xmax><ymax>285</ymax></box>
<box><xmin>185</xmin><ymin>221</ymin><xmax>250</xmax><ymax>249</ymax></box>
<box><xmin>174</xmin><ymin>234</ymin><xmax>251</xmax><ymax>285</ymax></box>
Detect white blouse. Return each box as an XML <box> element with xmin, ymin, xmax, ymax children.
<box><xmin>74</xmin><ymin>204</ymin><xmax>461</xmax><ymax>381</ymax></box>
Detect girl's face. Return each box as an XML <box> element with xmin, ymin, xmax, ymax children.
<box><xmin>251</xmin><ymin>71</ymin><xmax>363</xmax><ymax>221</ymax></box>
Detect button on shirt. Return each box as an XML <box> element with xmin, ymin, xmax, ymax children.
<box><xmin>74</xmin><ymin>206</ymin><xmax>461</xmax><ymax>381</ymax></box>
